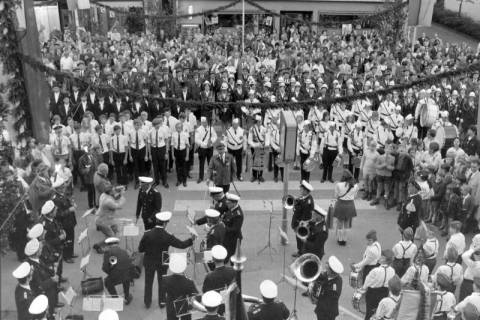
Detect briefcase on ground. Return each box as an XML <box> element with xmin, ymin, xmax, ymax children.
<box><xmin>81</xmin><ymin>277</ymin><xmax>104</xmax><ymax>295</ymax></box>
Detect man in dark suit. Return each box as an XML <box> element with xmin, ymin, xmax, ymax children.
<box><xmin>462</xmin><ymin>125</ymin><xmax>480</xmax><ymax>156</ymax></box>
<box><xmin>54</xmin><ymin>95</ymin><xmax>73</xmax><ymax>125</ymax></box>
<box><xmin>202</xmin><ymin>245</ymin><xmax>236</xmax><ymax>293</ymax></box>
<box><xmin>132</xmin><ymin>97</ymin><xmax>148</xmax><ymax>120</ymax></box>
<box><xmin>207</xmin><ymin>143</ymin><xmax>236</xmax><ymax>193</ymax></box>
<box><xmin>163</xmin><ymin>253</ymin><xmax>199</xmax><ymax>320</ymax></box>
<box><xmin>49</xmin><ymin>81</ymin><xmax>63</xmax><ymax>113</ymax></box>
<box><xmin>112</xmin><ymin>96</ymin><xmax>128</xmax><ymax>119</ymax></box>
<box><xmin>135</xmin><ymin>176</ymin><xmax>162</xmax><ymax>230</ymax></box>
<box><xmin>291</xmin><ymin>180</ymin><xmax>314</xmax><ymax>257</ymax></box>
<box><xmin>189</xmin><ymin>71</ymin><xmax>202</xmax><ymax>101</ymax></box>
<box><xmin>13</xmin><ymin>262</ymin><xmax>34</xmax><ymax>320</ymax></box>
<box><xmin>70</xmin><ymin>82</ymin><xmax>82</xmax><ymax>105</ymax></box>
<box><xmin>74</xmin><ymin>94</ymin><xmax>90</xmax><ymax>123</ymax></box>
<box><xmin>138</xmin><ymin>211</ymin><xmax>194</xmax><ymax>309</ymax></box>
<box><xmin>102</xmin><ymin>237</ymin><xmax>134</xmax><ymax>305</ymax></box>
<box><xmin>95</xmin><ymin>94</ymin><xmax>111</xmax><ymax>119</ymax></box>
<box><xmin>87</xmin><ymin>89</ymin><xmax>98</xmax><ymax>113</ymax></box>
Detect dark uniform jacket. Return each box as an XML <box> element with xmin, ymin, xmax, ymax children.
<box><xmin>247</xmin><ymin>300</ymin><xmax>290</xmax><ymax>320</ymax></box>
<box><xmin>462</xmin><ymin>136</ymin><xmax>480</xmax><ymax>156</ymax></box>
<box><xmin>163</xmin><ymin>274</ymin><xmax>198</xmax><ymax>320</ymax></box>
<box><xmin>208</xmin><ymin>153</ymin><xmax>236</xmax><ymax>187</ymax></box>
<box><xmin>202</xmin><ymin>265</ymin><xmax>236</xmax><ymax>293</ymax></box>
<box><xmin>53</xmin><ymin>194</ymin><xmax>77</xmax><ymax>230</ymax></box>
<box><xmin>41</xmin><ymin>217</ymin><xmax>64</xmax><ymax>252</ymax></box>
<box><xmin>223</xmin><ymin>206</ymin><xmax>243</xmax><ymax>240</ymax></box>
<box><xmin>304</xmin><ymin>221</ymin><xmax>329</xmax><ymax>260</ymax></box>
<box><xmin>28</xmin><ymin>258</ymin><xmax>55</xmax><ymax>295</ymax></box>
<box><xmin>138</xmin><ymin>227</ymin><xmax>193</xmax><ymax>267</ymax></box>
<box><xmin>291</xmin><ymin>194</ymin><xmax>314</xmax><ymax>229</ymax></box>
<box><xmin>314</xmin><ymin>273</ymin><xmax>343</xmax><ymax>319</ymax></box>
<box><xmin>135</xmin><ymin>187</ymin><xmax>163</xmax><ymax>228</ymax></box>
<box><xmin>197</xmin><ymin>315</ymin><xmax>225</xmax><ymax>320</ymax></box>
<box><xmin>206</xmin><ymin>222</ymin><xmax>226</xmax><ymax>250</ymax></box>
<box><xmin>195</xmin><ymin>197</ymin><xmax>229</xmax><ymax>226</ymax></box>
<box><xmin>102</xmin><ymin>246</ymin><xmax>132</xmax><ymax>285</ymax></box>
<box><xmin>15</xmin><ymin>284</ymin><xmax>33</xmax><ymax>320</ymax></box>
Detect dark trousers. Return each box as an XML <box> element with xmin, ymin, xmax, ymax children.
<box><xmin>198</xmin><ymin>147</ymin><xmax>213</xmax><ymax>180</ymax></box>
<box><xmin>300</xmin><ymin>152</ymin><xmax>310</xmax><ymax>181</ymax></box>
<box><xmin>228</xmin><ymin>148</ymin><xmax>243</xmax><ymax>179</ymax></box>
<box><xmin>174</xmin><ymin>149</ymin><xmax>187</xmax><ymax>183</ymax></box>
<box><xmin>268</xmin><ymin>149</ymin><xmax>284</xmax><ymax>180</ymax></box>
<box><xmin>113</xmin><ymin>152</ymin><xmax>127</xmax><ymax>185</ymax></box>
<box><xmin>72</xmin><ymin>150</ymin><xmax>85</xmax><ymax>186</ymax></box>
<box><xmin>151</xmin><ymin>146</ymin><xmax>167</xmax><ymax>184</ymax></box>
<box><xmin>103</xmin><ymin>153</ymin><xmax>114</xmax><ymax>180</ymax></box>
<box><xmin>104</xmin><ymin>276</ymin><xmax>130</xmax><ymax>297</ymax></box>
<box><xmin>187</xmin><ymin>147</ymin><xmax>194</xmax><ymax>175</ymax></box>
<box><xmin>365</xmin><ymin>287</ymin><xmax>389</xmax><ymax>320</ymax></box>
<box><xmin>250</xmin><ymin>148</ymin><xmax>264</xmax><ymax>179</ymax></box>
<box><xmin>131</xmin><ymin>147</ymin><xmax>147</xmax><ymax>182</ymax></box>
<box><xmin>348</xmin><ymin>149</ymin><xmax>361</xmax><ymax>180</ymax></box>
<box><xmin>85</xmin><ymin>183</ymin><xmax>96</xmax><ymax>208</ymax></box>
<box><xmin>63</xmin><ymin>226</ymin><xmax>75</xmax><ymax>258</ymax></box>
<box><xmin>168</xmin><ymin>148</ymin><xmax>174</xmax><ymax>171</ymax></box>
<box><xmin>144</xmin><ymin>264</ymin><xmax>167</xmax><ymax>306</ymax></box>
<box><xmin>322</xmin><ymin>148</ymin><xmax>338</xmax><ymax>181</ymax></box>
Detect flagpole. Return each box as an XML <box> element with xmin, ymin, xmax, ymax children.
<box><xmin>231</xmin><ymin>239</ymin><xmax>246</xmax><ymax>319</ymax></box>
<box><xmin>242</xmin><ymin>0</ymin><xmax>245</xmax><ymax>54</ymax></box>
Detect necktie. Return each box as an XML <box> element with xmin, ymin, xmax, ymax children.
<box><xmin>77</xmin><ymin>134</ymin><xmax>81</xmax><ymax>149</ymax></box>
<box><xmin>155</xmin><ymin>130</ymin><xmax>159</xmax><ymax>148</ymax></box>
<box><xmin>58</xmin><ymin>137</ymin><xmax>62</xmax><ymax>154</ymax></box>
<box><xmin>177</xmin><ymin>133</ymin><xmax>181</xmax><ymax>149</ymax></box>
<box><xmin>136</xmin><ymin>131</ymin><xmax>139</xmax><ymax>149</ymax></box>
<box><xmin>98</xmin><ymin>134</ymin><xmax>103</xmax><ymax>150</ymax></box>
<box><xmin>117</xmin><ymin>136</ymin><xmax>120</xmax><ymax>152</ymax></box>
<box><xmin>167</xmin><ymin>118</ymin><xmax>169</xmax><ymax>127</ymax></box>
<box><xmin>122</xmin><ymin>123</ymin><xmax>124</xmax><ymax>135</ymax></box>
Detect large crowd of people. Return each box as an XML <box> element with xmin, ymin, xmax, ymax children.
<box><xmin>2</xmin><ymin>12</ymin><xmax>480</xmax><ymax>320</ymax></box>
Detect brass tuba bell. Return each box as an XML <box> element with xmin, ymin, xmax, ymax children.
<box><xmin>282</xmin><ymin>195</ymin><xmax>296</xmax><ymax>210</ymax></box>
<box><xmin>296</xmin><ymin>221</ymin><xmax>310</xmax><ymax>242</ymax></box>
<box><xmin>291</xmin><ymin>253</ymin><xmax>322</xmax><ymax>283</ymax></box>
<box><xmin>109</xmin><ymin>256</ymin><xmax>117</xmax><ymax>266</ymax></box>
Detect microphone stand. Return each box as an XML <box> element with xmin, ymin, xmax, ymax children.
<box><xmin>257</xmin><ymin>201</ymin><xmax>277</xmax><ymax>258</ymax></box>
<box><xmin>288</xmin><ymin>278</ymin><xmax>299</xmax><ymax>320</ymax></box>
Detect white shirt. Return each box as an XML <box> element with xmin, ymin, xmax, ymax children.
<box><xmin>444</xmin><ymin>233</ymin><xmax>466</xmax><ymax>259</ymax></box>
<box><xmin>363</xmin><ymin>265</ymin><xmax>395</xmax><ymax>289</ymax></box>
<box><xmin>128</xmin><ymin>129</ymin><xmax>148</xmax><ymax>150</ymax></box>
<box><xmin>455</xmin><ymin>292</ymin><xmax>480</xmax><ymax>313</ymax></box>
<box><xmin>195</xmin><ymin>125</ymin><xmax>217</xmax><ymax>148</ymax></box>
<box><xmin>247</xmin><ymin>125</ymin><xmax>267</xmax><ymax>148</ymax></box>
<box><xmin>110</xmin><ymin>134</ymin><xmax>128</xmax><ymax>153</ymax></box>
<box><xmin>401</xmin><ymin>265</ymin><xmax>429</xmax><ymax>286</ymax></box>
<box><xmin>266</xmin><ymin>126</ymin><xmax>280</xmax><ymax>152</ymax></box>
<box><xmin>70</xmin><ymin>131</ymin><xmax>91</xmax><ymax>150</ymax></box>
<box><xmin>334</xmin><ymin>182</ymin><xmax>358</xmax><ymax>200</ymax></box>
<box><xmin>357</xmin><ymin>241</ymin><xmax>382</xmax><ymax>269</ymax></box>
<box><xmin>433</xmin><ymin>291</ymin><xmax>456</xmax><ymax>314</ymax></box>
<box><xmin>433</xmin><ymin>262</ymin><xmax>463</xmax><ymax>287</ymax></box>
<box><xmin>423</xmin><ymin>237</ymin><xmax>440</xmax><ymax>259</ymax></box>
<box><xmin>392</xmin><ymin>240</ymin><xmax>417</xmax><ymax>260</ymax></box>
<box><xmin>320</xmin><ymin>130</ymin><xmax>343</xmax><ymax>154</ymax></box>
<box><xmin>462</xmin><ymin>249</ymin><xmax>480</xmax><ymax>281</ymax></box>
<box><xmin>374</xmin><ymin>294</ymin><xmax>401</xmax><ymax>319</ymax></box>
<box><xmin>149</xmin><ymin>126</ymin><xmax>170</xmax><ymax>148</ymax></box>
<box><xmin>226</xmin><ymin>126</ymin><xmax>245</xmax><ymax>151</ymax></box>
<box><xmin>171</xmin><ymin>131</ymin><xmax>189</xmax><ymax>150</ymax></box>
<box><xmin>49</xmin><ymin>134</ymin><xmax>71</xmax><ymax>156</ymax></box>
<box><xmin>297</xmin><ymin>130</ymin><xmax>317</xmax><ymax>156</ymax></box>
<box><xmin>91</xmin><ymin>132</ymin><xmax>109</xmax><ymax>153</ymax></box>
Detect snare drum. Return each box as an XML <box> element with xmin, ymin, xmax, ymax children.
<box><xmin>349</xmin><ymin>270</ymin><xmax>362</xmax><ymax>289</ymax></box>
<box><xmin>352</xmin><ymin>290</ymin><xmax>366</xmax><ymax>314</ymax></box>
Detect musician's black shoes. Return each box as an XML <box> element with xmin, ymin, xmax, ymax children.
<box><xmin>125</xmin><ymin>294</ymin><xmax>133</xmax><ymax>305</ymax></box>
<box><xmin>259</xmin><ymin>177</ymin><xmax>265</xmax><ymax>182</ymax></box>
<box><xmin>183</xmin><ymin>181</ymin><xmax>187</xmax><ymax>187</ymax></box>
<box><xmin>197</xmin><ymin>179</ymin><xmax>202</xmax><ymax>184</ymax></box>
<box><xmin>274</xmin><ymin>176</ymin><xmax>278</xmax><ymax>182</ymax></box>
<box><xmin>250</xmin><ymin>177</ymin><xmax>256</xmax><ymax>182</ymax></box>
<box><xmin>145</xmin><ymin>302</ymin><xmax>151</xmax><ymax>309</ymax></box>
<box><xmin>64</xmin><ymin>258</ymin><xmax>75</xmax><ymax>264</ymax></box>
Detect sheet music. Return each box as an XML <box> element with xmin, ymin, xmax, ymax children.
<box><xmin>103</xmin><ymin>296</ymin><xmax>124</xmax><ymax>311</ymax></box>
<box><xmin>203</xmin><ymin>251</ymin><xmax>212</xmax><ymax>262</ymax></box>
<box><xmin>186</xmin><ymin>226</ymin><xmax>198</xmax><ymax>237</ymax></box>
<box><xmin>77</xmin><ymin>228</ymin><xmax>88</xmax><ymax>244</ymax></box>
<box><xmin>123</xmin><ymin>225</ymin><xmax>139</xmax><ymax>236</ymax></box>
<box><xmin>80</xmin><ymin>254</ymin><xmax>90</xmax><ymax>270</ymax></box>
<box><xmin>187</xmin><ymin>208</ymin><xmax>196</xmax><ymax>224</ymax></box>
<box><xmin>82</xmin><ymin>296</ymin><xmax>102</xmax><ymax>311</ymax></box>
<box><xmin>60</xmin><ymin>287</ymin><xmax>77</xmax><ymax>305</ymax></box>
<box><xmin>81</xmin><ymin>208</ymin><xmax>95</xmax><ymax>218</ymax></box>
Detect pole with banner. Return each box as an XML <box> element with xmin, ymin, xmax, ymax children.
<box><xmin>242</xmin><ymin>0</ymin><xmax>245</xmax><ymax>54</ymax></box>
<box><xmin>407</xmin><ymin>0</ymin><xmax>435</xmax><ymax>52</ymax></box>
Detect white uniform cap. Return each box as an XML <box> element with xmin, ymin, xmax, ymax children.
<box><xmin>41</xmin><ymin>200</ymin><xmax>55</xmax><ymax>215</ymax></box>
<box><xmin>209</xmin><ymin>186</ymin><xmax>223</xmax><ymax>194</ymax></box>
<box><xmin>328</xmin><ymin>121</ymin><xmax>336</xmax><ymax>128</ymax></box>
<box><xmin>301</xmin><ymin>180</ymin><xmax>313</xmax><ymax>192</ymax></box>
<box><xmin>270</xmin><ymin>96</ymin><xmax>276</xmax><ymax>103</ymax></box>
<box><xmin>328</xmin><ymin>256</ymin><xmax>344</xmax><ymax>274</ymax></box>
<box><xmin>264</xmin><ymin>82</ymin><xmax>271</xmax><ymax>88</ymax></box>
<box><xmin>406</xmin><ymin>201</ymin><xmax>416</xmax><ymax>212</ymax></box>
<box><xmin>12</xmin><ymin>262</ymin><xmax>31</xmax><ymax>279</ymax></box>
<box><xmin>225</xmin><ymin>193</ymin><xmax>240</xmax><ymax>202</ymax></box>
<box><xmin>313</xmin><ymin>204</ymin><xmax>328</xmax><ymax>217</ymax></box>
<box><xmin>169</xmin><ymin>253</ymin><xmax>187</xmax><ymax>274</ymax></box>
<box><xmin>374</xmin><ymin>81</ymin><xmax>380</xmax><ymax>87</ymax></box>
<box><xmin>405</xmin><ymin>114</ymin><xmax>414</xmax><ymax>121</ymax></box>
<box><xmin>98</xmin><ymin>309</ymin><xmax>119</xmax><ymax>320</ymax></box>
<box><xmin>305</xmin><ymin>79</ymin><xmax>312</xmax><ymax>85</ymax></box>
<box><xmin>321</xmin><ymin>84</ymin><xmax>328</xmax><ymax>89</ymax></box>
<box><xmin>201</xmin><ymin>117</ymin><xmax>207</xmax><ymax>122</ymax></box>
<box><xmin>139</xmin><ymin>176</ymin><xmax>153</xmax><ymax>183</ymax></box>
<box><xmin>28</xmin><ymin>223</ymin><xmax>44</xmax><ymax>239</ymax></box>
<box><xmin>426</xmin><ymin>89</ymin><xmax>432</xmax><ymax>94</ymax></box>
<box><xmin>221</xmin><ymin>82</ymin><xmax>228</xmax><ymax>90</ymax></box>
<box><xmin>294</xmin><ymin>81</ymin><xmax>301</xmax><ymax>87</ymax></box>
<box><xmin>279</xmin><ymin>82</ymin><xmax>285</xmax><ymax>87</ymax></box>
<box><xmin>389</xmin><ymin>81</ymin><xmax>395</xmax><ymax>86</ymax></box>
<box><xmin>156</xmin><ymin>211</ymin><xmax>172</xmax><ymax>222</ymax></box>
<box><xmin>255</xmin><ymin>115</ymin><xmax>262</xmax><ymax>121</ymax></box>
<box><xmin>105</xmin><ymin>237</ymin><xmax>120</xmax><ymax>244</ymax></box>
<box><xmin>205</xmin><ymin>209</ymin><xmax>220</xmax><ymax>218</ymax></box>
<box><xmin>202</xmin><ymin>290</ymin><xmax>222</xmax><ymax>308</ymax></box>
<box><xmin>365</xmin><ymin>81</ymin><xmax>371</xmax><ymax>86</ymax></box>
<box><xmin>333</xmin><ymin>79</ymin><xmax>339</xmax><ymax>84</ymax></box>
<box><xmin>232</xmin><ymin>118</ymin><xmax>240</xmax><ymax>124</ymax></box>
<box><xmin>259</xmin><ymin>280</ymin><xmax>278</xmax><ymax>299</ymax></box>
<box><xmin>236</xmin><ymin>79</ymin><xmax>243</xmax><ymax>85</ymax></box>
<box><xmin>308</xmin><ymin>83</ymin><xmax>316</xmax><ymax>89</ymax></box>
<box><xmin>442</xmin><ymin>111</ymin><xmax>449</xmax><ymax>117</ymax></box>
<box><xmin>51</xmin><ymin>176</ymin><xmax>65</xmax><ymax>188</ymax></box>
<box><xmin>24</xmin><ymin>239</ymin><xmax>40</xmax><ymax>256</ymax></box>
<box><xmin>395</xmin><ymin>106</ymin><xmax>401</xmax><ymax>111</ymax></box>
<box><xmin>303</xmin><ymin>120</ymin><xmax>311</xmax><ymax>126</ymax></box>
<box><xmin>452</xmin><ymin>90</ymin><xmax>458</xmax><ymax>95</ymax></box>
<box><xmin>470</xmin><ymin>92</ymin><xmax>476</xmax><ymax>97</ymax></box>
<box><xmin>355</xmin><ymin>121</ymin><xmax>363</xmax><ymax>128</ymax></box>
<box><xmin>29</xmin><ymin>294</ymin><xmax>48</xmax><ymax>315</ymax></box>
<box><xmin>248</xmin><ymin>89</ymin><xmax>255</xmax><ymax>95</ymax></box>
<box><xmin>211</xmin><ymin>245</ymin><xmax>228</xmax><ymax>260</ymax></box>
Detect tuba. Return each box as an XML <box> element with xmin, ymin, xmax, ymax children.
<box><xmin>109</xmin><ymin>256</ymin><xmax>117</xmax><ymax>266</ymax></box>
<box><xmin>291</xmin><ymin>253</ymin><xmax>322</xmax><ymax>283</ymax></box>
<box><xmin>282</xmin><ymin>195</ymin><xmax>296</xmax><ymax>210</ymax></box>
<box><xmin>296</xmin><ymin>221</ymin><xmax>311</xmax><ymax>242</ymax></box>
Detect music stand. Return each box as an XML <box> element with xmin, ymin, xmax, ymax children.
<box><xmin>173</xmin><ymin>296</ymin><xmax>192</xmax><ymax>318</ymax></box>
<box><xmin>277</xmin><ymin>227</ymin><xmax>289</xmax><ymax>285</ymax></box>
<box><xmin>257</xmin><ymin>201</ymin><xmax>277</xmax><ymax>258</ymax></box>
<box><xmin>289</xmin><ymin>278</ymin><xmax>299</xmax><ymax>320</ymax></box>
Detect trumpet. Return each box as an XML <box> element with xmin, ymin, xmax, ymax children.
<box><xmin>282</xmin><ymin>194</ymin><xmax>296</xmax><ymax>210</ymax></box>
<box><xmin>109</xmin><ymin>256</ymin><xmax>117</xmax><ymax>266</ymax></box>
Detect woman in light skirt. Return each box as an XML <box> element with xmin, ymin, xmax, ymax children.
<box><xmin>333</xmin><ymin>170</ymin><xmax>359</xmax><ymax>245</ymax></box>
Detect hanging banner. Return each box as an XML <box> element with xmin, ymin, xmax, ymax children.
<box><xmin>211</xmin><ymin>15</ymin><xmax>218</xmax><ymax>24</ymax></box>
<box><xmin>109</xmin><ymin>10</ymin><xmax>115</xmax><ymax>18</ymax></box>
<box><xmin>408</xmin><ymin>0</ymin><xmax>435</xmax><ymax>26</ymax></box>
<box><xmin>265</xmin><ymin>16</ymin><xmax>272</xmax><ymax>26</ymax></box>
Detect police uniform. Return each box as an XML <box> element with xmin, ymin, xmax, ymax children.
<box><xmin>304</xmin><ymin>220</ymin><xmax>328</xmax><ymax>260</ymax></box>
<box><xmin>15</xmin><ymin>283</ymin><xmax>33</xmax><ymax>320</ymax></box>
<box><xmin>53</xmin><ymin>193</ymin><xmax>77</xmax><ymax>260</ymax></box>
<box><xmin>222</xmin><ymin>204</ymin><xmax>244</xmax><ymax>261</ymax></box>
<box><xmin>138</xmin><ymin>212</ymin><xmax>193</xmax><ymax>308</ymax></box>
<box><xmin>28</xmin><ymin>257</ymin><xmax>58</xmax><ymax>316</ymax></box>
<box><xmin>248</xmin><ymin>300</ymin><xmax>290</xmax><ymax>320</ymax></box>
<box><xmin>136</xmin><ymin>184</ymin><xmax>163</xmax><ymax>230</ymax></box>
<box><xmin>195</xmin><ymin>123</ymin><xmax>218</xmax><ymax>182</ymax></box>
<box><xmin>291</xmin><ymin>190</ymin><xmax>314</xmax><ymax>254</ymax></box>
<box><xmin>102</xmin><ymin>240</ymin><xmax>133</xmax><ymax>299</ymax></box>
<box><xmin>225</xmin><ymin>124</ymin><xmax>245</xmax><ymax>180</ymax></box>
<box><xmin>163</xmin><ymin>274</ymin><xmax>198</xmax><ymax>320</ymax></box>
